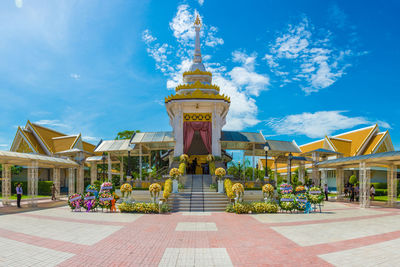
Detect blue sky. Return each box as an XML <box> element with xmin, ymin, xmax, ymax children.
<box><xmin>0</xmin><ymin>0</ymin><xmax>399</xmax><ymax>151</ymax></box>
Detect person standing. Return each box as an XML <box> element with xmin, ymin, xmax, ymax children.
<box><xmin>51</xmin><ymin>184</ymin><xmax>58</xmax><ymax>201</ymax></box>
<box><xmin>16</xmin><ymin>183</ymin><xmax>23</xmax><ymax>208</ymax></box>
<box><xmin>324</xmin><ymin>184</ymin><xmax>329</xmax><ymax>201</ymax></box>
<box><xmin>370</xmin><ymin>185</ymin><xmax>375</xmax><ymax>201</ymax></box>
<box><xmin>350</xmin><ymin>185</ymin><xmax>355</xmax><ymax>202</ymax></box>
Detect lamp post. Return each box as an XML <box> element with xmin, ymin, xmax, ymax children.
<box><xmin>288</xmin><ymin>152</ymin><xmax>293</xmax><ymax>184</ymax></box>
<box><xmin>264</xmin><ymin>144</ymin><xmax>270</xmax><ymax>183</ymax></box>
<box><xmin>238</xmin><ymin>161</ymin><xmax>241</xmax><ymax>180</ymax></box>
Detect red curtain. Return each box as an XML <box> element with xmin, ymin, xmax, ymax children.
<box><xmin>183</xmin><ymin>121</ymin><xmax>212</xmax><ymax>154</ymax></box>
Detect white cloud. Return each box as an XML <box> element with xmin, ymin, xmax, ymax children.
<box><xmin>198</xmin><ymin>0</ymin><xmax>204</xmax><ymax>6</ymax></box>
<box><xmin>0</xmin><ymin>144</ymin><xmax>8</xmax><ymax>147</ymax></box>
<box><xmin>15</xmin><ymin>0</ymin><xmax>23</xmax><ymax>8</ymax></box>
<box><xmin>82</xmin><ymin>136</ymin><xmax>100</xmax><ymax>142</ymax></box>
<box><xmin>142</xmin><ymin>29</ymin><xmax>157</xmax><ymax>44</ymax></box>
<box><xmin>34</xmin><ymin>119</ymin><xmax>69</xmax><ymax>129</ymax></box>
<box><xmin>265</xmin><ymin>16</ymin><xmax>359</xmax><ymax>94</ymax></box>
<box><xmin>267</xmin><ymin>111</ymin><xmax>369</xmax><ymax>138</ymax></box>
<box><xmin>377</xmin><ymin>120</ymin><xmax>391</xmax><ymax>129</ymax></box>
<box><xmin>70</xmin><ymin>73</ymin><xmax>80</xmax><ymax>80</ymax></box>
<box><xmin>169</xmin><ymin>5</ymin><xmax>196</xmax><ymax>45</ymax></box>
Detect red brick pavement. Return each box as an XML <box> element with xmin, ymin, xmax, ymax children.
<box><xmin>1</xmin><ymin>207</ymin><xmax>400</xmax><ymax>266</ymax></box>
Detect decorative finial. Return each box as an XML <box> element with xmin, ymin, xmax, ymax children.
<box><xmin>194</xmin><ymin>14</ymin><xmax>201</xmax><ymax>27</ymax></box>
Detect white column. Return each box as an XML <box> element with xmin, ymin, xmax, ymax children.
<box><xmin>28</xmin><ymin>161</ymin><xmax>39</xmax><ymax>207</ymax></box>
<box><xmin>298</xmin><ymin>162</ymin><xmax>305</xmax><ymax>184</ymax></box>
<box><xmin>312</xmin><ymin>152</ymin><xmax>320</xmax><ymax>186</ymax></box>
<box><xmin>287</xmin><ymin>159</ymin><xmax>291</xmax><ymax>182</ymax></box>
<box><xmin>252</xmin><ymin>143</ymin><xmax>255</xmax><ymax>180</ymax></box>
<box><xmin>139</xmin><ymin>144</ymin><xmax>142</xmax><ymax>180</ymax></box>
<box><xmin>67</xmin><ymin>168</ymin><xmax>75</xmax><ymax>195</ymax></box>
<box><xmin>1</xmin><ymin>164</ymin><xmax>12</xmax><ymax>206</ymax></box>
<box><xmin>107</xmin><ymin>153</ymin><xmax>112</xmax><ymax>182</ymax></box>
<box><xmin>387</xmin><ymin>165</ymin><xmax>397</xmax><ymax>207</ymax></box>
<box><xmin>336</xmin><ymin>167</ymin><xmax>344</xmax><ymax>200</ymax></box>
<box><xmin>359</xmin><ymin>161</ymin><xmax>370</xmax><ymax>208</ymax></box>
<box><xmin>90</xmin><ymin>162</ymin><xmax>97</xmax><ymax>184</ymax></box>
<box><xmin>77</xmin><ymin>165</ymin><xmax>84</xmax><ymax>194</ymax></box>
<box><xmin>321</xmin><ymin>169</ymin><xmax>328</xmax><ymax>187</ymax></box>
<box><xmin>53</xmin><ymin>168</ymin><xmax>60</xmax><ymax>199</ymax></box>
<box><xmin>120</xmin><ymin>157</ymin><xmax>124</xmax><ymax>185</ymax></box>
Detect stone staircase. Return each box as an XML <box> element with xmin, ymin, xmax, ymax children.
<box><xmin>170</xmin><ymin>174</ymin><xmax>228</xmax><ymax>212</ymax></box>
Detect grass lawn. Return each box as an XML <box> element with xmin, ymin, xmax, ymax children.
<box><xmin>0</xmin><ymin>194</ymin><xmax>50</xmax><ymax>200</ymax></box>
<box><xmin>373</xmin><ymin>195</ymin><xmax>400</xmax><ymax>202</ymax></box>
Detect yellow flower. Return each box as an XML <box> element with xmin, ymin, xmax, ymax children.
<box><xmin>149</xmin><ymin>183</ymin><xmax>161</xmax><ymax>193</ymax></box>
<box><xmin>232</xmin><ymin>183</ymin><xmax>244</xmax><ymax>193</ymax></box>
<box><xmin>215</xmin><ymin>167</ymin><xmax>226</xmax><ymax>178</ymax></box>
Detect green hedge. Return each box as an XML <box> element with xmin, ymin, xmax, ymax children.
<box><xmin>12</xmin><ymin>181</ymin><xmax>53</xmax><ymax>196</ymax></box>
<box><xmin>371</xmin><ymin>183</ymin><xmax>387</xmax><ymax>189</ymax></box>
<box><xmin>374</xmin><ymin>189</ymin><xmax>387</xmax><ymax>196</ymax></box>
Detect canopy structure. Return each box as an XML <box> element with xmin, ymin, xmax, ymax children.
<box><xmin>94</xmin><ymin>139</ymin><xmax>133</xmax><ymax>156</ymax></box>
<box><xmin>130</xmin><ymin>131</ymin><xmax>175</xmax><ymax>151</ymax></box>
<box><xmin>0</xmin><ymin>151</ymin><xmax>78</xmax><ymax>168</ymax></box>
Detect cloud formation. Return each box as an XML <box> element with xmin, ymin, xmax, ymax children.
<box><xmin>264</xmin><ymin>16</ymin><xmax>359</xmax><ymax>94</ymax></box>
<box><xmin>15</xmin><ymin>0</ymin><xmax>23</xmax><ymax>8</ymax></box>
<box><xmin>267</xmin><ymin>111</ymin><xmax>370</xmax><ymax>138</ymax></box>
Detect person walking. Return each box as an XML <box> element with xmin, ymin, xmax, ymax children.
<box><xmin>16</xmin><ymin>183</ymin><xmax>23</xmax><ymax>208</ymax></box>
<box><xmin>370</xmin><ymin>185</ymin><xmax>375</xmax><ymax>201</ymax></box>
<box><xmin>350</xmin><ymin>184</ymin><xmax>355</xmax><ymax>202</ymax></box>
<box><xmin>324</xmin><ymin>184</ymin><xmax>329</xmax><ymax>201</ymax></box>
<box><xmin>51</xmin><ymin>184</ymin><xmax>58</xmax><ymax>201</ymax></box>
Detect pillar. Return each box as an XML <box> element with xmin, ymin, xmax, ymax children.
<box><xmin>312</xmin><ymin>152</ymin><xmax>320</xmax><ymax>186</ymax></box>
<box><xmin>90</xmin><ymin>162</ymin><xmax>97</xmax><ymax>184</ymax></box>
<box><xmin>139</xmin><ymin>144</ymin><xmax>142</xmax><ymax>180</ymax></box>
<box><xmin>298</xmin><ymin>162</ymin><xmax>305</xmax><ymax>184</ymax></box>
<box><xmin>67</xmin><ymin>168</ymin><xmax>75</xmax><ymax>195</ymax></box>
<box><xmin>252</xmin><ymin>143</ymin><xmax>255</xmax><ymax>180</ymax></box>
<box><xmin>321</xmin><ymin>169</ymin><xmax>328</xmax><ymax>187</ymax></box>
<box><xmin>387</xmin><ymin>165</ymin><xmax>397</xmax><ymax>207</ymax></box>
<box><xmin>28</xmin><ymin>161</ymin><xmax>39</xmax><ymax>207</ymax></box>
<box><xmin>120</xmin><ymin>157</ymin><xmax>124</xmax><ymax>185</ymax></box>
<box><xmin>336</xmin><ymin>167</ymin><xmax>344</xmax><ymax>200</ymax></box>
<box><xmin>77</xmin><ymin>165</ymin><xmax>84</xmax><ymax>194</ymax></box>
<box><xmin>1</xmin><ymin>164</ymin><xmax>12</xmax><ymax>206</ymax></box>
<box><xmin>53</xmin><ymin>168</ymin><xmax>60</xmax><ymax>199</ymax></box>
<box><xmin>107</xmin><ymin>153</ymin><xmax>112</xmax><ymax>182</ymax></box>
<box><xmin>274</xmin><ymin>158</ymin><xmax>278</xmax><ymax>184</ymax></box>
<box><xmin>359</xmin><ymin>161</ymin><xmax>370</xmax><ymax>208</ymax></box>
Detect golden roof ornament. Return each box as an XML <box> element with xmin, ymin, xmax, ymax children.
<box><xmin>194</xmin><ymin>14</ymin><xmax>201</xmax><ymax>27</ymax></box>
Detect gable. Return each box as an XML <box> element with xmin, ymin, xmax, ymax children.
<box><xmin>299</xmin><ymin>140</ymin><xmax>324</xmax><ymax>153</ymax></box>
<box><xmin>53</xmin><ymin>136</ymin><xmax>77</xmax><ymax>153</ymax></box>
<box><xmin>330</xmin><ymin>138</ymin><xmax>352</xmax><ymax>157</ymax></box>
<box><xmin>28</xmin><ymin>122</ymin><xmax>65</xmax><ymax>153</ymax></box>
<box><xmin>334</xmin><ymin>125</ymin><xmax>377</xmax><ymax>156</ymax></box>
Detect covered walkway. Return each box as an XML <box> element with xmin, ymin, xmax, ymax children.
<box><xmin>317</xmin><ymin>151</ymin><xmax>400</xmax><ymax>208</ymax></box>
<box><xmin>0</xmin><ymin>151</ymin><xmax>78</xmax><ymax>206</ymax></box>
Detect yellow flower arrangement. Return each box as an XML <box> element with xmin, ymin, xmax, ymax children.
<box><xmin>215</xmin><ymin>167</ymin><xmax>226</xmax><ymax>179</ymax></box>
<box><xmin>178</xmin><ymin>162</ymin><xmax>186</xmax><ymax>175</ymax></box>
<box><xmin>262</xmin><ymin>183</ymin><xmax>274</xmax><ymax>199</ymax></box>
<box><xmin>149</xmin><ymin>183</ymin><xmax>161</xmax><ymax>193</ymax></box>
<box><xmin>180</xmin><ymin>154</ymin><xmax>189</xmax><ymax>163</ymax></box>
<box><xmin>163</xmin><ymin>179</ymin><xmax>173</xmax><ymax>199</ymax></box>
<box><xmin>120</xmin><ymin>183</ymin><xmax>132</xmax><ymax>192</ymax></box>
<box><xmin>206</xmin><ymin>154</ymin><xmax>215</xmax><ymax>162</ymax></box>
<box><xmin>224</xmin><ymin>179</ymin><xmax>235</xmax><ymax>199</ymax></box>
<box><xmin>232</xmin><ymin>183</ymin><xmax>244</xmax><ymax>193</ymax></box>
<box><xmin>169</xmin><ymin>168</ymin><xmax>181</xmax><ymax>179</ymax></box>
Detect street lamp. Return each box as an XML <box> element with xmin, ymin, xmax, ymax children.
<box><xmin>238</xmin><ymin>161</ymin><xmax>241</xmax><ymax>179</ymax></box>
<box><xmin>288</xmin><ymin>152</ymin><xmax>293</xmax><ymax>184</ymax></box>
<box><xmin>264</xmin><ymin>144</ymin><xmax>270</xmax><ymax>183</ymax></box>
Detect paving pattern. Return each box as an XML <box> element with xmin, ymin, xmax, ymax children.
<box><xmin>0</xmin><ymin>201</ymin><xmax>399</xmax><ymax>266</ymax></box>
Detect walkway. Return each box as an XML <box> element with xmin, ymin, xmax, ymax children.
<box><xmin>0</xmin><ymin>202</ymin><xmax>400</xmax><ymax>266</ymax></box>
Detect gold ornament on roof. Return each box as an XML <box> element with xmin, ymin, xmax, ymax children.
<box><xmin>165</xmin><ymin>89</ymin><xmax>230</xmax><ymax>103</ymax></box>
<box><xmin>183</xmin><ymin>69</ymin><xmax>212</xmax><ymax>77</ymax></box>
<box><xmin>194</xmin><ymin>15</ymin><xmax>201</xmax><ymax>26</ymax></box>
<box><xmin>175</xmin><ymin>80</ymin><xmax>220</xmax><ymax>92</ymax></box>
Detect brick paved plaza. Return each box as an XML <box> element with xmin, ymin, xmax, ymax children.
<box><xmin>0</xmin><ymin>201</ymin><xmax>400</xmax><ymax>266</ymax></box>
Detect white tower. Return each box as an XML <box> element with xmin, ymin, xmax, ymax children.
<box><xmin>165</xmin><ymin>15</ymin><xmax>230</xmax><ymax>157</ymax></box>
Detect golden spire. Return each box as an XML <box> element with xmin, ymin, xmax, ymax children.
<box><xmin>194</xmin><ymin>14</ymin><xmax>201</xmax><ymax>27</ymax></box>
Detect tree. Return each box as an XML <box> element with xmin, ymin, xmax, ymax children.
<box><xmin>349</xmin><ymin>175</ymin><xmax>358</xmax><ymax>185</ymax></box>
<box><xmin>115</xmin><ymin>130</ymin><xmax>140</xmax><ymax>140</ymax></box>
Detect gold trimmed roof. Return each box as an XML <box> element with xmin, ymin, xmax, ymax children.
<box><xmin>165</xmin><ymin>89</ymin><xmax>230</xmax><ymax>103</ymax></box>
<box><xmin>330</xmin><ymin>138</ymin><xmax>352</xmax><ymax>157</ymax></box>
<box><xmin>363</xmin><ymin>131</ymin><xmax>387</xmax><ymax>154</ymax></box>
<box><xmin>53</xmin><ymin>136</ymin><xmax>77</xmax><ymax>153</ymax></box>
<box><xmin>335</xmin><ymin>124</ymin><xmax>377</xmax><ymax>156</ymax></box>
<box><xmin>175</xmin><ymin>80</ymin><xmax>220</xmax><ymax>92</ymax></box>
<box><xmin>183</xmin><ymin>69</ymin><xmax>212</xmax><ymax>77</ymax></box>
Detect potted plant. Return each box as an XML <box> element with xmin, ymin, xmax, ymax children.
<box><xmin>215</xmin><ymin>167</ymin><xmax>226</xmax><ymax>193</ymax></box>
<box><xmin>149</xmin><ymin>183</ymin><xmax>162</xmax><ymax>203</ymax></box>
<box><xmin>169</xmin><ymin>168</ymin><xmax>181</xmax><ymax>193</ymax></box>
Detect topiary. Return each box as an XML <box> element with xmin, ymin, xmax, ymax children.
<box><xmin>349</xmin><ymin>175</ymin><xmax>358</xmax><ymax>185</ymax></box>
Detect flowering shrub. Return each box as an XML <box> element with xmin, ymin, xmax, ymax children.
<box><xmin>149</xmin><ymin>183</ymin><xmax>162</xmax><ymax>193</ymax></box>
<box><xmin>98</xmin><ymin>192</ymin><xmax>113</xmax><ymax>209</ymax></box>
<box><xmin>245</xmin><ymin>182</ymin><xmax>255</xmax><ymax>188</ymax></box>
<box><xmin>163</xmin><ymin>179</ymin><xmax>173</xmax><ymax>199</ymax></box>
<box><xmin>233</xmin><ymin>202</ymin><xmax>253</xmax><ymax>214</ymax></box>
<box><xmin>279</xmin><ymin>183</ymin><xmax>293</xmax><ymax>194</ymax></box>
<box><xmin>118</xmin><ymin>202</ymin><xmax>161</xmax><ymax>213</ymax></box>
<box><xmin>178</xmin><ymin>163</ymin><xmax>186</xmax><ymax>175</ymax></box>
<box><xmin>232</xmin><ymin>183</ymin><xmax>244</xmax><ymax>193</ymax></box>
<box><xmin>169</xmin><ymin>168</ymin><xmax>181</xmax><ymax>179</ymax></box>
<box><xmin>262</xmin><ymin>184</ymin><xmax>274</xmax><ymax>198</ymax></box>
<box><xmin>296</xmin><ymin>193</ymin><xmax>308</xmax><ymax>211</ymax></box>
<box><xmin>180</xmin><ymin>154</ymin><xmax>189</xmax><ymax>163</ymax></box>
<box><xmin>68</xmin><ymin>193</ymin><xmax>83</xmax><ymax>210</ymax></box>
<box><xmin>280</xmin><ymin>193</ymin><xmax>296</xmax><ymax>211</ymax></box>
<box><xmin>295</xmin><ymin>185</ymin><xmax>306</xmax><ymax>194</ymax></box>
<box><xmin>308</xmin><ymin>186</ymin><xmax>324</xmax><ymax>204</ymax></box>
<box><xmin>83</xmin><ymin>192</ymin><xmax>97</xmax><ymax>211</ymax></box>
<box><xmin>252</xmin><ymin>202</ymin><xmax>279</xmax><ymax>213</ymax></box>
<box><xmin>206</xmin><ymin>154</ymin><xmax>215</xmax><ymax>162</ymax></box>
<box><xmin>224</xmin><ymin>179</ymin><xmax>235</xmax><ymax>199</ymax></box>
<box><xmin>86</xmin><ymin>184</ymin><xmax>98</xmax><ymax>194</ymax></box>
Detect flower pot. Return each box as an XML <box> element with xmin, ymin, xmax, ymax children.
<box><xmin>218</xmin><ymin>180</ymin><xmax>224</xmax><ymax>193</ymax></box>
<box><xmin>172</xmin><ymin>179</ymin><xmax>179</xmax><ymax>193</ymax></box>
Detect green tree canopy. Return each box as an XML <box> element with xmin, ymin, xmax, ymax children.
<box><xmin>115</xmin><ymin>130</ymin><xmax>140</xmax><ymax>140</ymax></box>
